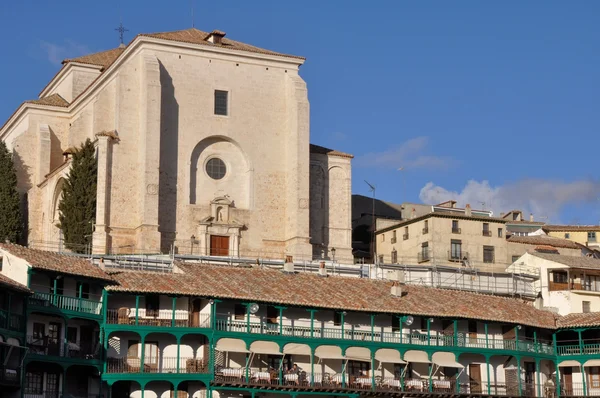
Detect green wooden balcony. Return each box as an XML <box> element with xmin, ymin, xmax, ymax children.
<box><xmin>0</xmin><ymin>309</ymin><xmax>25</xmax><ymax>333</ymax></box>
<box><xmin>28</xmin><ymin>292</ymin><xmax>102</xmax><ymax>316</ymax></box>
<box><xmin>557</xmin><ymin>343</ymin><xmax>600</xmax><ymax>356</ymax></box>
<box><xmin>214</xmin><ymin>319</ymin><xmax>554</xmax><ymax>355</ymax></box>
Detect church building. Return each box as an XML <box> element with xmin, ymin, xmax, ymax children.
<box><xmin>0</xmin><ymin>28</ymin><xmax>353</xmax><ymax>262</ymax></box>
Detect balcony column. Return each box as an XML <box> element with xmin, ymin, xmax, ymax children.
<box><xmin>63</xmin><ymin>316</ymin><xmax>68</xmax><ymax>357</ymax></box>
<box><xmin>578</xmin><ymin>330</ymin><xmax>584</xmax><ymax>354</ymax></box>
<box><xmin>534</xmin><ymin>330</ymin><xmax>538</xmax><ymax>353</ymax></box>
<box><xmin>308</xmin><ymin>309</ymin><xmax>317</xmax><ymax>338</ymax></box>
<box><xmin>176</xmin><ymin>335</ymin><xmax>181</xmax><ymax>373</ymax></box>
<box><xmin>135</xmin><ymin>296</ymin><xmax>140</xmax><ymax>326</ymax></box>
<box><xmin>275</xmin><ymin>306</ymin><xmax>286</xmax><ymax>335</ymax></box>
<box><xmin>485</xmin><ymin>355</ymin><xmax>491</xmax><ymax>395</ymax></box>
<box><xmin>371</xmin><ymin>350</ymin><xmax>376</xmax><ymax>391</ymax></box>
<box><xmin>427</xmin><ymin>318</ymin><xmax>431</xmax><ymax>346</ymax></box>
<box><xmin>517</xmin><ymin>355</ymin><xmax>522</xmax><ymax>396</ymax></box>
<box><xmin>485</xmin><ymin>323</ymin><xmax>489</xmax><ymax>349</ymax></box>
<box><xmin>428</xmin><ymin>352</ymin><xmax>433</xmax><ymax>392</ymax></box>
<box><xmin>245</xmin><ymin>304</ymin><xmax>251</xmax><ymax>333</ymax></box>
<box><xmin>341</xmin><ymin>312</ymin><xmax>346</xmax><ymax>339</ymax></box>
<box><xmin>310</xmin><ymin>346</ymin><xmax>315</xmax><ymax>387</ymax></box>
<box><xmin>536</xmin><ymin>359</ymin><xmax>541</xmax><ymax>398</ymax></box>
<box><xmin>53</xmin><ymin>278</ymin><xmax>58</xmax><ymax>305</ymax></box>
<box><xmin>453</xmin><ymin>319</ymin><xmax>458</xmax><ymax>347</ymax></box>
<box><xmin>210</xmin><ymin>299</ymin><xmax>220</xmax><ymax>330</ymax></box>
<box><xmin>171</xmin><ymin>296</ymin><xmax>177</xmax><ymax>327</ymax></box>
<box><xmin>370</xmin><ymin>314</ymin><xmax>375</xmax><ymax>342</ymax></box>
<box><xmin>581</xmin><ymin>362</ymin><xmax>587</xmax><ymax>397</ymax></box>
<box><xmin>515</xmin><ymin>326</ymin><xmax>520</xmax><ymax>351</ymax></box>
<box><xmin>78</xmin><ymin>282</ymin><xmax>83</xmax><ymax>312</ymax></box>
<box><xmin>555</xmin><ymin>359</ymin><xmax>561</xmax><ymax>398</ymax></box>
<box><xmin>140</xmin><ymin>381</ymin><xmax>146</xmax><ymax>398</ymax></box>
<box><xmin>140</xmin><ymin>335</ymin><xmax>146</xmax><ymax>373</ymax></box>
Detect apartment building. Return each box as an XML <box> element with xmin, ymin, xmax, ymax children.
<box><xmin>0</xmin><ymin>243</ymin><xmax>600</xmax><ymax>397</ymax></box>
<box><xmin>544</xmin><ymin>226</ymin><xmax>600</xmax><ymax>250</ymax></box>
<box><xmin>501</xmin><ymin>211</ymin><xmax>545</xmax><ymax>237</ymax></box>
<box><xmin>375</xmin><ymin>205</ymin><xmax>508</xmax><ymax>270</ymax></box>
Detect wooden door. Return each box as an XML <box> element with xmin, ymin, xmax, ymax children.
<box><xmin>210</xmin><ymin>235</ymin><xmax>229</xmax><ymax>256</ymax></box>
<box><xmin>562</xmin><ymin>368</ymin><xmax>573</xmax><ymax>396</ymax></box>
<box><xmin>469</xmin><ymin>364</ymin><xmax>482</xmax><ymax>393</ymax></box>
<box><xmin>48</xmin><ymin>322</ymin><xmax>61</xmax><ymax>356</ymax></box>
<box><xmin>190</xmin><ymin>299</ymin><xmax>202</xmax><ymax>327</ymax></box>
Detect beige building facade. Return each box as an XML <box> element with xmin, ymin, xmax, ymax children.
<box><xmin>0</xmin><ymin>28</ymin><xmax>352</xmax><ymax>261</ymax></box>
<box><xmin>544</xmin><ymin>225</ymin><xmax>600</xmax><ymax>250</ymax></box>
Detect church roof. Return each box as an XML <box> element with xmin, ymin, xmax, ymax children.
<box><xmin>62</xmin><ymin>47</ymin><xmax>126</xmax><ymax>69</ymax></box>
<box><xmin>24</xmin><ymin>93</ymin><xmax>69</xmax><ymax>107</ymax></box>
<box><xmin>310</xmin><ymin>144</ymin><xmax>354</xmax><ymax>159</ymax></box>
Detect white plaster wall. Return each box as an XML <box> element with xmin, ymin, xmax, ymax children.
<box><xmin>0</xmin><ymin>250</ymin><xmax>30</xmax><ymax>286</ymax></box>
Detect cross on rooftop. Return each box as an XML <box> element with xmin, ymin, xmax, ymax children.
<box><xmin>115</xmin><ymin>21</ymin><xmax>129</xmax><ymax>45</ymax></box>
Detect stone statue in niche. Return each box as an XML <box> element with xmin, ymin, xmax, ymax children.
<box><xmin>217</xmin><ymin>206</ymin><xmax>224</xmax><ymax>222</ymax></box>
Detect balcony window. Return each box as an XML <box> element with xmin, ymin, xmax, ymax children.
<box><xmin>76</xmin><ymin>282</ymin><xmax>90</xmax><ymax>299</ymax></box>
<box><xmin>348</xmin><ymin>360</ymin><xmax>371</xmax><ymax>377</ymax></box>
<box><xmin>49</xmin><ymin>277</ymin><xmax>64</xmax><ymax>295</ymax></box>
<box><xmin>554</xmin><ymin>272</ymin><xmax>568</xmax><ymax>283</ymax></box>
<box><xmin>452</xmin><ymin>220</ymin><xmax>460</xmax><ymax>234</ymax></box>
<box><xmin>391</xmin><ymin>249</ymin><xmax>398</xmax><ymax>264</ymax></box>
<box><xmin>423</xmin><ymin>220</ymin><xmax>429</xmax><ymax>234</ymax></box>
<box><xmin>403</xmin><ymin>227</ymin><xmax>409</xmax><ymax>240</ymax></box>
<box><xmin>419</xmin><ymin>242</ymin><xmax>430</xmax><ymax>263</ymax></box>
<box><xmin>498</xmin><ymin>228</ymin><xmax>503</xmax><ymax>238</ymax></box>
<box><xmin>589</xmin><ymin>232</ymin><xmax>597</xmax><ymax>242</ymax></box>
<box><xmin>483</xmin><ymin>223</ymin><xmax>491</xmax><ymax>236</ymax></box>
<box><xmin>33</xmin><ymin>322</ymin><xmax>44</xmax><ymax>339</ymax></box>
<box><xmin>392</xmin><ymin>230</ymin><xmax>397</xmax><ymax>243</ymax></box>
<box><xmin>234</xmin><ymin>304</ymin><xmax>246</xmax><ymax>320</ymax></box>
<box><xmin>483</xmin><ymin>246</ymin><xmax>495</xmax><ymax>263</ymax></box>
<box><xmin>25</xmin><ymin>371</ymin><xmax>43</xmax><ymax>394</ymax></box>
<box><xmin>450</xmin><ymin>240</ymin><xmax>462</xmax><ymax>260</ymax></box>
<box><xmin>590</xmin><ymin>367</ymin><xmax>600</xmax><ymax>388</ymax></box>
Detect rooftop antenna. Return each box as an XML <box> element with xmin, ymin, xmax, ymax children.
<box><xmin>365</xmin><ymin>180</ymin><xmax>376</xmax><ymax>264</ymax></box>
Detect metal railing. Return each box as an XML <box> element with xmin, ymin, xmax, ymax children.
<box><xmin>417</xmin><ymin>251</ymin><xmax>430</xmax><ymax>263</ymax></box>
<box><xmin>452</xmin><ymin>227</ymin><xmax>461</xmax><ymax>234</ymax></box>
<box><xmin>29</xmin><ymin>292</ymin><xmax>102</xmax><ymax>315</ymax></box>
<box><xmin>402</xmin><ymin>234</ymin><xmax>409</xmax><ymax>240</ymax></box>
<box><xmin>26</xmin><ymin>335</ymin><xmax>99</xmax><ymax>359</ymax></box>
<box><xmin>214</xmin><ymin>318</ymin><xmax>553</xmax><ymax>354</ymax></box>
<box><xmin>448</xmin><ymin>251</ymin><xmax>469</xmax><ymax>262</ymax></box>
<box><xmin>557</xmin><ymin>343</ymin><xmax>600</xmax><ymax>356</ymax></box>
<box><xmin>482</xmin><ymin>230</ymin><xmax>492</xmax><ymax>237</ymax></box>
<box><xmin>0</xmin><ymin>309</ymin><xmax>25</xmax><ymax>332</ymax></box>
<box><xmin>422</xmin><ymin>227</ymin><xmax>429</xmax><ymax>234</ymax></box>
<box><xmin>106</xmin><ymin>357</ymin><xmax>208</xmax><ymax>373</ymax></box>
<box><xmin>106</xmin><ymin>308</ymin><xmax>210</xmax><ymax>328</ymax></box>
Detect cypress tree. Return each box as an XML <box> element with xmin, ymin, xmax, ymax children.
<box><xmin>58</xmin><ymin>138</ymin><xmax>97</xmax><ymax>253</ymax></box>
<box><xmin>0</xmin><ymin>141</ymin><xmax>23</xmax><ymax>243</ymax></box>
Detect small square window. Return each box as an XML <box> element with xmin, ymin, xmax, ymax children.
<box><xmin>498</xmin><ymin>228</ymin><xmax>503</xmax><ymax>238</ymax></box>
<box><xmin>583</xmin><ymin>301</ymin><xmax>591</xmax><ymax>313</ymax></box>
<box><xmin>214</xmin><ymin>90</ymin><xmax>228</xmax><ymax>115</ymax></box>
<box><xmin>483</xmin><ymin>246</ymin><xmax>495</xmax><ymax>263</ymax></box>
<box><xmin>565</xmin><ymin>233</ymin><xmax>570</xmax><ymax>239</ymax></box>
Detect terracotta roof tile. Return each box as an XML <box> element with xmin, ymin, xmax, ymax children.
<box><xmin>557</xmin><ymin>312</ymin><xmax>600</xmax><ymax>328</ymax></box>
<box><xmin>140</xmin><ymin>28</ymin><xmax>304</xmax><ymax>60</ymax></box>
<box><xmin>25</xmin><ymin>94</ymin><xmax>69</xmax><ymax>107</ymax></box>
<box><xmin>62</xmin><ymin>47</ymin><xmax>126</xmax><ymax>69</ymax></box>
<box><xmin>377</xmin><ymin>212</ymin><xmax>507</xmax><ymax>234</ymax></box>
<box><xmin>507</xmin><ymin>235</ymin><xmax>582</xmax><ymax>250</ymax></box>
<box><xmin>106</xmin><ymin>262</ymin><xmax>557</xmax><ymax>329</ymax></box>
<box><xmin>0</xmin><ymin>273</ymin><xmax>31</xmax><ymax>294</ymax></box>
<box><xmin>0</xmin><ymin>244</ymin><xmax>113</xmax><ymax>283</ymax></box>
<box><xmin>310</xmin><ymin>144</ymin><xmax>354</xmax><ymax>159</ymax></box>
<box><xmin>544</xmin><ymin>225</ymin><xmax>600</xmax><ymax>232</ymax></box>
<box><xmin>530</xmin><ymin>252</ymin><xmax>600</xmax><ymax>270</ymax></box>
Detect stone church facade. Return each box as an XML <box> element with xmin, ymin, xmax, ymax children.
<box><xmin>0</xmin><ymin>28</ymin><xmax>353</xmax><ymax>262</ymax></box>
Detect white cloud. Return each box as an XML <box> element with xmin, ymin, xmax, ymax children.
<box><xmin>40</xmin><ymin>40</ymin><xmax>90</xmax><ymax>65</ymax></box>
<box><xmin>355</xmin><ymin>137</ymin><xmax>455</xmax><ymax>170</ymax></box>
<box><xmin>419</xmin><ymin>179</ymin><xmax>600</xmax><ymax>222</ymax></box>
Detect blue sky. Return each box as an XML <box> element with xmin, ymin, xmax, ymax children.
<box><xmin>1</xmin><ymin>1</ymin><xmax>599</xmax><ymax>224</ymax></box>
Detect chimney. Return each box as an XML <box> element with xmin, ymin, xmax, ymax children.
<box><xmin>530</xmin><ymin>213</ymin><xmax>534</xmax><ymax>222</ymax></box>
<box><xmin>389</xmin><ymin>270</ymin><xmax>406</xmax><ymax>297</ymax></box>
<box><xmin>98</xmin><ymin>257</ymin><xmax>105</xmax><ymax>271</ymax></box>
<box><xmin>207</xmin><ymin>30</ymin><xmax>226</xmax><ymax>45</ymax></box>
<box><xmin>411</xmin><ymin>208</ymin><xmax>416</xmax><ymax>219</ymax></box>
<box><xmin>318</xmin><ymin>261</ymin><xmax>328</xmax><ymax>277</ymax></box>
<box><xmin>283</xmin><ymin>255</ymin><xmax>294</xmax><ymax>273</ymax></box>
<box><xmin>465</xmin><ymin>204</ymin><xmax>472</xmax><ymax>217</ymax></box>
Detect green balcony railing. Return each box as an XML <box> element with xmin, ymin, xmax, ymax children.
<box><xmin>214</xmin><ymin>318</ymin><xmax>554</xmax><ymax>355</ymax></box>
<box><xmin>557</xmin><ymin>343</ymin><xmax>600</xmax><ymax>356</ymax></box>
<box><xmin>29</xmin><ymin>292</ymin><xmax>102</xmax><ymax>316</ymax></box>
<box><xmin>0</xmin><ymin>309</ymin><xmax>25</xmax><ymax>333</ymax></box>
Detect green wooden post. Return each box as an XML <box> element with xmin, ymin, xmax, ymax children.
<box><xmin>53</xmin><ymin>278</ymin><xmax>58</xmax><ymax>305</ymax></box>
<box><xmin>399</xmin><ymin>316</ymin><xmax>403</xmax><ymax>345</ymax></box>
<box><xmin>140</xmin><ymin>335</ymin><xmax>146</xmax><ymax>373</ymax></box>
<box><xmin>309</xmin><ymin>310</ymin><xmax>316</xmax><ymax>338</ymax></box>
<box><xmin>553</xmin><ymin>332</ymin><xmax>558</xmax><ymax>355</ymax></box>
<box><xmin>78</xmin><ymin>282</ymin><xmax>83</xmax><ymax>312</ymax></box>
<box><xmin>486</xmin><ymin>355</ymin><xmax>491</xmax><ymax>395</ymax></box>
<box><xmin>371</xmin><ymin>351</ymin><xmax>376</xmax><ymax>391</ymax></box>
<box><xmin>370</xmin><ymin>314</ymin><xmax>375</xmax><ymax>341</ymax></box>
<box><xmin>517</xmin><ymin>356</ymin><xmax>522</xmax><ymax>396</ymax></box>
<box><xmin>140</xmin><ymin>382</ymin><xmax>145</xmax><ymax>398</ymax></box>
<box><xmin>246</xmin><ymin>304</ymin><xmax>251</xmax><ymax>333</ymax></box>
<box><xmin>453</xmin><ymin>319</ymin><xmax>458</xmax><ymax>347</ymax></box>
<box><xmin>277</xmin><ymin>306</ymin><xmax>284</xmax><ymax>335</ymax></box>
<box><xmin>171</xmin><ymin>296</ymin><xmax>177</xmax><ymax>327</ymax></box>
<box><xmin>176</xmin><ymin>335</ymin><xmax>181</xmax><ymax>373</ymax></box>
<box><xmin>536</xmin><ymin>359</ymin><xmax>541</xmax><ymax>398</ymax></box>
<box><xmin>555</xmin><ymin>359</ymin><xmax>561</xmax><ymax>397</ymax></box>
<box><xmin>341</xmin><ymin>312</ymin><xmax>345</xmax><ymax>339</ymax></box>
<box><xmin>135</xmin><ymin>296</ymin><xmax>140</xmax><ymax>326</ymax></box>
<box><xmin>515</xmin><ymin>326</ymin><xmax>520</xmax><ymax>351</ymax></box>
<box><xmin>578</xmin><ymin>330</ymin><xmax>584</xmax><ymax>355</ymax></box>
<box><xmin>427</xmin><ymin>318</ymin><xmax>431</xmax><ymax>346</ymax></box>
<box><xmin>102</xmin><ymin>290</ymin><xmax>109</xmax><ymax>374</ymax></box>
<box><xmin>534</xmin><ymin>330</ymin><xmax>538</xmax><ymax>353</ymax></box>
<box><xmin>582</xmin><ymin>363</ymin><xmax>587</xmax><ymax>397</ymax></box>
<box><xmin>310</xmin><ymin>349</ymin><xmax>315</xmax><ymax>387</ymax></box>
<box><xmin>485</xmin><ymin>322</ymin><xmax>489</xmax><ymax>349</ymax></box>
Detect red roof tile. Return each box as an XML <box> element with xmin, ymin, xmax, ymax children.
<box><xmin>508</xmin><ymin>235</ymin><xmax>582</xmax><ymax>250</ymax></box>
<box><xmin>25</xmin><ymin>94</ymin><xmax>69</xmax><ymax>107</ymax></box>
<box><xmin>310</xmin><ymin>144</ymin><xmax>354</xmax><ymax>159</ymax></box>
<box><xmin>62</xmin><ymin>47</ymin><xmax>126</xmax><ymax>69</ymax></box>
<box><xmin>557</xmin><ymin>312</ymin><xmax>600</xmax><ymax>328</ymax></box>
<box><xmin>0</xmin><ymin>273</ymin><xmax>31</xmax><ymax>294</ymax></box>
<box><xmin>0</xmin><ymin>244</ymin><xmax>113</xmax><ymax>283</ymax></box>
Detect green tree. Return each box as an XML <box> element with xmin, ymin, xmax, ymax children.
<box><xmin>0</xmin><ymin>141</ymin><xmax>23</xmax><ymax>243</ymax></box>
<box><xmin>58</xmin><ymin>138</ymin><xmax>97</xmax><ymax>253</ymax></box>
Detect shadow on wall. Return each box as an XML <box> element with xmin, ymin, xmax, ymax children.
<box><xmin>12</xmin><ymin>151</ymin><xmax>31</xmax><ymax>244</ymax></box>
<box><xmin>310</xmin><ymin>156</ymin><xmax>330</xmax><ymax>259</ymax></box>
<box><xmin>158</xmin><ymin>62</ymin><xmax>179</xmax><ymax>253</ymax></box>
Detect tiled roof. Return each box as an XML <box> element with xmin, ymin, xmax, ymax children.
<box><xmin>25</xmin><ymin>94</ymin><xmax>69</xmax><ymax>107</ymax></box>
<box><xmin>507</xmin><ymin>235</ymin><xmax>582</xmax><ymax>249</ymax></box>
<box><xmin>543</xmin><ymin>225</ymin><xmax>600</xmax><ymax>232</ymax></box>
<box><xmin>530</xmin><ymin>251</ymin><xmax>600</xmax><ymax>270</ymax></box>
<box><xmin>62</xmin><ymin>47</ymin><xmax>126</xmax><ymax>69</ymax></box>
<box><xmin>310</xmin><ymin>144</ymin><xmax>354</xmax><ymax>159</ymax></box>
<box><xmin>557</xmin><ymin>312</ymin><xmax>600</xmax><ymax>328</ymax></box>
<box><xmin>106</xmin><ymin>262</ymin><xmax>557</xmax><ymax>329</ymax></box>
<box><xmin>140</xmin><ymin>28</ymin><xmax>304</xmax><ymax>60</ymax></box>
<box><xmin>376</xmin><ymin>212</ymin><xmax>507</xmax><ymax>235</ymax></box>
<box><xmin>0</xmin><ymin>244</ymin><xmax>113</xmax><ymax>283</ymax></box>
<box><xmin>0</xmin><ymin>273</ymin><xmax>31</xmax><ymax>294</ymax></box>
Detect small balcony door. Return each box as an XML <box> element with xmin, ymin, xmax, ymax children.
<box><xmin>48</xmin><ymin>322</ymin><xmax>61</xmax><ymax>356</ymax></box>
<box><xmin>210</xmin><ymin>235</ymin><xmax>229</xmax><ymax>256</ymax></box>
